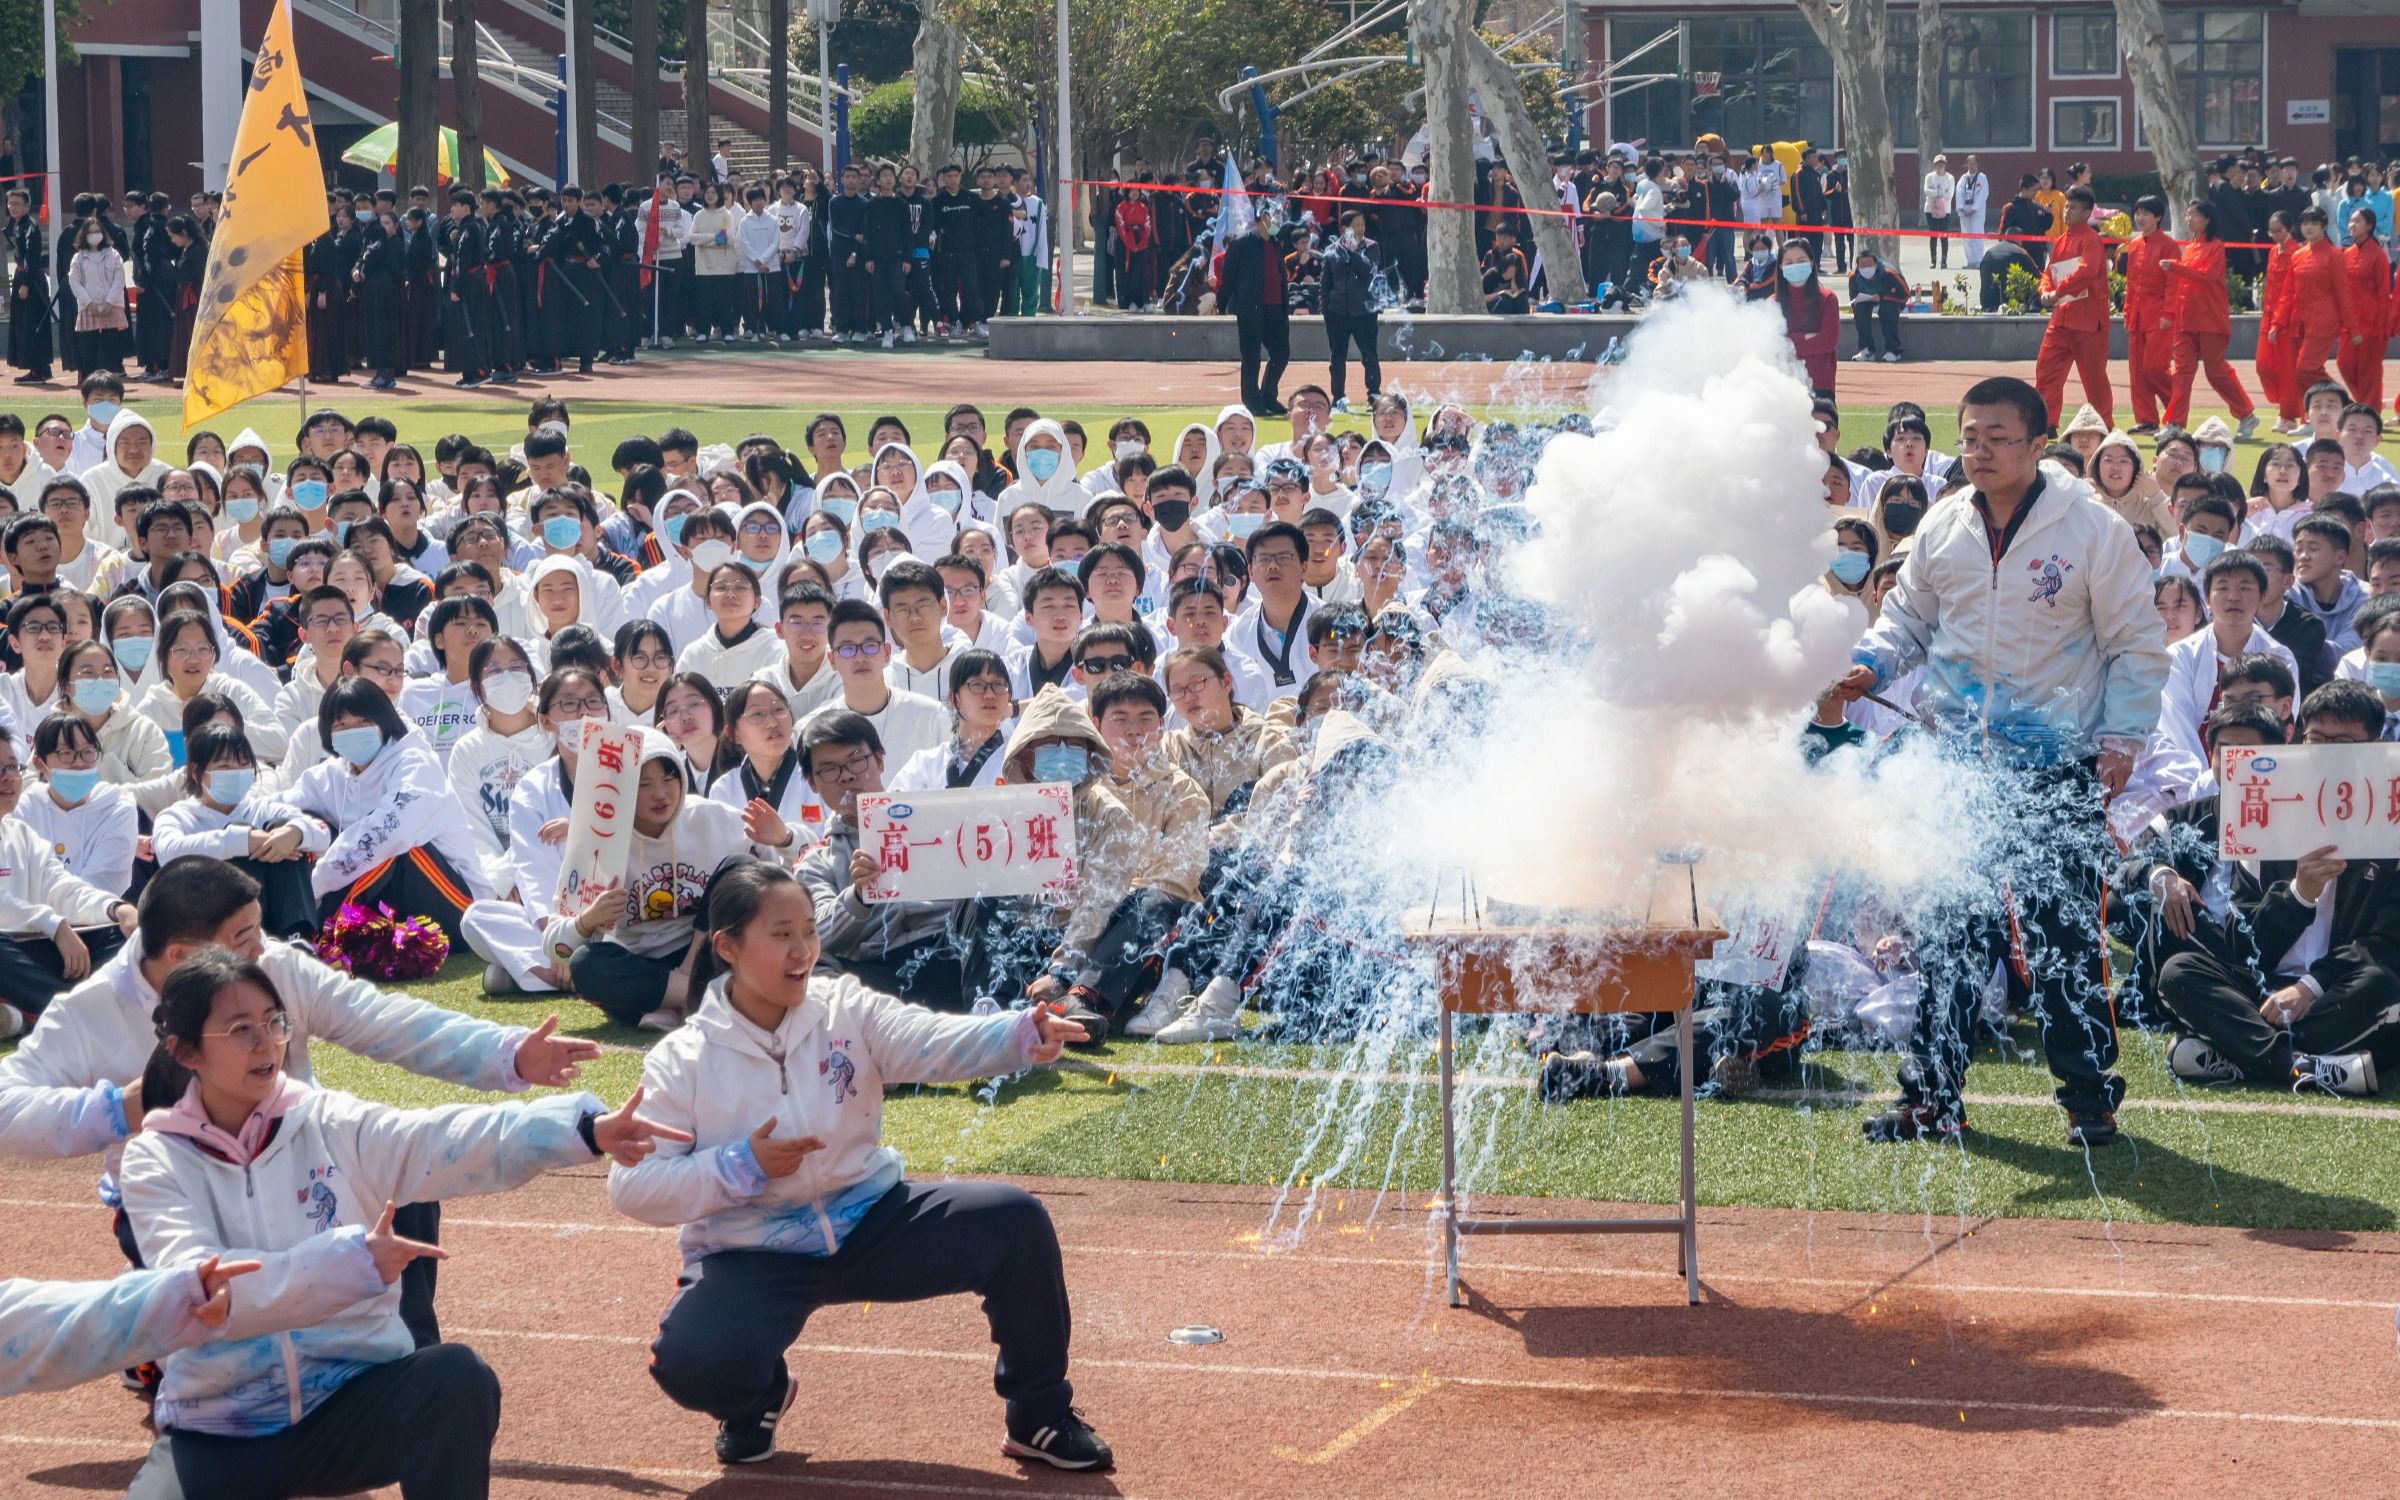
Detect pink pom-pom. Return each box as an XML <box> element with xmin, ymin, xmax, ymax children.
<box><xmin>316</xmin><ymin>901</ymin><xmax>449</xmax><ymax>980</ymax></box>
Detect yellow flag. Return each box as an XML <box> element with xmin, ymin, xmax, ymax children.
<box><xmin>182</xmin><ymin>0</ymin><xmax>328</xmax><ymax>430</ymax></box>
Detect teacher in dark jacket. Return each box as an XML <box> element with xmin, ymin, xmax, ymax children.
<box><xmin>1216</xmin><ymin>207</ymin><xmax>1292</xmax><ymax>417</ymax></box>
<box><xmin>1316</xmin><ymin>210</ymin><xmax>1386</xmax><ymax>412</ymax></box>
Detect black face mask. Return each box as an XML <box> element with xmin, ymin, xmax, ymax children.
<box><xmin>1882</xmin><ymin>503</ymin><xmax>1924</xmax><ymax>537</ymax></box>
<box><xmin>1150</xmin><ymin>499</ymin><xmax>1191</xmax><ymax>532</ymax></box>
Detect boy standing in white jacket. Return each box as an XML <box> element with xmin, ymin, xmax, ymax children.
<box><xmin>612</xmin><ymin>861</ymin><xmax>1110</xmax><ymax>1471</ymax></box>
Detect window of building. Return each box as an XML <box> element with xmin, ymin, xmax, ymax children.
<box><xmin>2051</xmin><ymin>14</ymin><xmax>2119</xmax><ymax>78</ymax></box>
<box><xmin>1607</xmin><ymin>17</ymin><xmax>1834</xmax><ymax>154</ymax></box>
<box><xmin>2168</xmin><ymin>10</ymin><xmax>2266</xmax><ymax>146</ymax></box>
<box><xmin>1607</xmin><ymin>18</ymin><xmax>1685</xmax><ymax>154</ymax></box>
<box><xmin>1886</xmin><ymin>13</ymin><xmax>2036</xmax><ymax>150</ymax></box>
<box><xmin>2052</xmin><ymin>98</ymin><xmax>2120</xmax><ymax>151</ymax></box>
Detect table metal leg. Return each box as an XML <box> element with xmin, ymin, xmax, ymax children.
<box><xmin>1440</xmin><ymin>1002</ymin><xmax>1459</xmax><ymax>1308</ymax></box>
<box><xmin>1677</xmin><ymin>1000</ymin><xmax>1698</xmax><ymax>1305</ymax></box>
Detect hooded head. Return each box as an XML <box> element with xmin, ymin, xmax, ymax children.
<box><xmin>904</xmin><ymin>458</ymin><xmax>976</xmax><ymax>558</ymax></box>
<box><xmin>1171</xmin><ymin>421</ymin><xmax>1223</xmax><ymax>485</ymax></box>
<box><xmin>1001</xmin><ymin>685</ymin><xmax>1109</xmax><ymax>788</ymax></box>
<box><xmin>1008</xmin><ymin>419</ymin><xmax>1082</xmax><ymax>514</ymax></box>
<box><xmin>106</xmin><ymin>409</ymin><xmax>161</xmax><ymax>479</ymax></box>
<box><xmin>1213</xmin><ymin>404</ymin><xmax>1258</xmax><ymax>458</ymax></box>
<box><xmin>731</xmin><ymin>499</ymin><xmax>793</xmax><ymax>623</ymax></box>
<box><xmin>2063</xmin><ymin>404</ymin><xmax>2110</xmax><ymax>442</ymax></box>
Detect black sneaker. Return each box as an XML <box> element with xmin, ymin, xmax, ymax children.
<box><xmin>1060</xmin><ymin>996</ymin><xmax>1110</xmax><ymax>1049</ymax></box>
<box><xmin>1538</xmin><ymin>1049</ymin><xmax>1608</xmax><ymax>1104</ymax></box>
<box><xmin>1004</xmin><ymin>1409</ymin><xmax>1114</xmax><ymax>1471</ymax></box>
<box><xmin>1861</xmin><ymin>1102</ymin><xmax>1964</xmax><ymax>1142</ymax></box>
<box><xmin>2065</xmin><ymin>1109</ymin><xmax>2120</xmax><ymax>1148</ymax></box>
<box><xmin>715</xmin><ymin>1366</ymin><xmax>796</xmax><ymax>1465</ymax></box>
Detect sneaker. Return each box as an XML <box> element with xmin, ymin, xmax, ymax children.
<box><xmin>1330</xmin><ymin>397</ymin><xmax>1351</xmax><ymax>415</ymax></box>
<box><xmin>636</xmin><ymin>1007</ymin><xmax>686</xmax><ymax>1034</ymax></box>
<box><xmin>1708</xmin><ymin>1051</ymin><xmax>1761</xmax><ymax>1097</ymax></box>
<box><xmin>0</xmin><ymin>1002</ymin><xmax>25</xmax><ymax>1041</ymax></box>
<box><xmin>480</xmin><ymin>963</ymin><xmax>521</xmax><ymax>998</ymax></box>
<box><xmin>120</xmin><ymin>1360</ymin><xmax>161</xmax><ymax>1394</ymax></box>
<box><xmin>457</xmin><ymin>375</ymin><xmax>487</xmax><ymax>389</ymax></box>
<box><xmin>657</xmin><ymin>335</ymin><xmax>676</xmax><ymax>349</ymax></box>
<box><xmin>2127</xmin><ymin>423</ymin><xmax>2159</xmax><ymax>437</ymax></box>
<box><xmin>1851</xmin><ymin>349</ymin><xmax>1876</xmax><ymax>363</ymax></box>
<box><xmin>1861</xmin><ymin>1101</ymin><xmax>1964</xmax><ymax>1142</ymax></box>
<box><xmin>1123</xmin><ymin>967</ymin><xmax>1193</xmax><ymax>1037</ymax></box>
<box><xmin>1153</xmin><ymin>975</ymin><xmax>1243</xmax><ymax>1044</ymax></box>
<box><xmin>1004</xmin><ymin>1409</ymin><xmax>1113</xmax><ymax>1471</ymax></box>
<box><xmin>715</xmin><ymin>1365</ymin><xmax>797</xmax><ymax>1464</ymax></box>
<box><xmin>2065</xmin><ymin>1108</ymin><xmax>2120</xmax><ymax>1147</ymax></box>
<box><xmin>1537</xmin><ymin>1049</ymin><xmax>1608</xmax><ymax>1103</ymax></box>
<box><xmin>2295</xmin><ymin>1051</ymin><xmax>2379</xmax><ymax>1096</ymax></box>
<box><xmin>1059</xmin><ymin>992</ymin><xmax>1110</xmax><ymax>1048</ymax></box>
<box><xmin>2235</xmin><ymin>412</ymin><xmax>2259</xmax><ymax>442</ymax></box>
<box><xmin>900</xmin><ymin>326</ymin><xmax>917</xmax><ymax>344</ymax></box>
<box><xmin>880</xmin><ymin>330</ymin><xmax>896</xmax><ymax>349</ymax></box>
<box><xmin>1881</xmin><ymin>351</ymin><xmax>1902</xmax><ymax>362</ymax></box>
<box><xmin>2167</xmin><ymin>1034</ymin><xmax>2241</xmax><ymax>1084</ymax></box>
<box><xmin>695</xmin><ymin>334</ymin><xmax>712</xmax><ymax>345</ymax></box>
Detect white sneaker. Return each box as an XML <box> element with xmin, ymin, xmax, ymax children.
<box><xmin>1851</xmin><ymin>349</ymin><xmax>1875</xmax><ymax>362</ymax></box>
<box><xmin>636</xmin><ymin>1007</ymin><xmax>686</xmax><ymax>1034</ymax></box>
<box><xmin>2235</xmin><ymin>412</ymin><xmax>2260</xmax><ymax>442</ymax></box>
<box><xmin>1153</xmin><ymin>976</ymin><xmax>1242</xmax><ymax>1044</ymax></box>
<box><xmin>1123</xmin><ymin>967</ymin><xmax>1194</xmax><ymax>1038</ymax></box>
<box><xmin>2168</xmin><ymin>1035</ymin><xmax>2241</xmax><ymax>1084</ymax></box>
<box><xmin>900</xmin><ymin>326</ymin><xmax>917</xmax><ymax>344</ymax></box>
<box><xmin>0</xmin><ymin>1002</ymin><xmax>23</xmax><ymax>1041</ymax></box>
<box><xmin>880</xmin><ymin>330</ymin><xmax>896</xmax><ymax>349</ymax></box>
<box><xmin>2295</xmin><ymin>1051</ymin><xmax>2379</xmax><ymax>1096</ymax></box>
<box><xmin>1881</xmin><ymin>351</ymin><xmax>1902</xmax><ymax>362</ymax></box>
<box><xmin>657</xmin><ymin>335</ymin><xmax>676</xmax><ymax>349</ymax></box>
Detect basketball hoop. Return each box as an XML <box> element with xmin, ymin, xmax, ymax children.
<box><xmin>1693</xmin><ymin>71</ymin><xmax>1721</xmax><ymax>100</ymax></box>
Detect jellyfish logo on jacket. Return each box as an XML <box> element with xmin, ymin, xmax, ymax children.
<box><xmin>297</xmin><ymin>1170</ymin><xmax>340</xmax><ymax>1233</ymax></box>
<box><xmin>820</xmin><ymin>1042</ymin><xmax>857</xmax><ymax>1103</ymax></box>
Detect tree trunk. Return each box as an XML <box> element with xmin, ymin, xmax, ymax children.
<box><xmin>570</xmin><ymin>0</ymin><xmax>598</xmax><ymax>187</ymax></box>
<box><xmin>767</xmin><ymin>0</ymin><xmax>791</xmax><ymax>174</ymax></box>
<box><xmin>1913</xmin><ymin>0</ymin><xmax>1942</xmax><ymax>196</ymax></box>
<box><xmin>396</xmin><ymin>2</ymin><xmax>440</xmax><ymax>197</ymax></box>
<box><xmin>909</xmin><ymin>0</ymin><xmax>964</xmax><ymax>179</ymax></box>
<box><xmin>1465</xmin><ymin>31</ymin><xmax>1586</xmax><ymax>303</ymax></box>
<box><xmin>684</xmin><ymin>0</ymin><xmax>713</xmax><ymax>173</ymax></box>
<box><xmin>1409</xmin><ymin>0</ymin><xmax>1481</xmax><ymax>315</ymax></box>
<box><xmin>451</xmin><ymin>0</ymin><xmax>485</xmax><ymax>191</ymax></box>
<box><xmin>2113</xmin><ymin>0</ymin><xmax>2202</xmax><ymax>232</ymax></box>
<box><xmin>630</xmin><ymin>0</ymin><xmax>659</xmax><ymax>181</ymax></box>
<box><xmin>1797</xmin><ymin>0</ymin><xmax>1898</xmax><ymax>265</ymax></box>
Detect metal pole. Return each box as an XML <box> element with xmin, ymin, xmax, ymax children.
<box><xmin>553</xmin><ymin>54</ymin><xmax>568</xmax><ymax>189</ymax></box>
<box><xmin>42</xmin><ymin>0</ymin><xmax>62</xmax><ymax>234</ymax></box>
<box><xmin>562</xmin><ymin>0</ymin><xmax>579</xmax><ymax>186</ymax></box>
<box><xmin>1439</xmin><ymin>1000</ymin><xmax>1458</xmax><ymax>1307</ymax></box>
<box><xmin>817</xmin><ymin>27</ymin><xmax>833</xmax><ymax>174</ymax></box>
<box><xmin>1054</xmin><ymin>0</ymin><xmax>1073</xmax><ymax>315</ymax></box>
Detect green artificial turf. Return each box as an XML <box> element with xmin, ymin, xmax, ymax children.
<box><xmin>244</xmin><ymin>953</ymin><xmax>2400</xmax><ymax>1235</ymax></box>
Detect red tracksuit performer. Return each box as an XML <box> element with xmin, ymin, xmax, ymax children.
<box><xmin>2255</xmin><ymin>214</ymin><xmax>2299</xmax><ymax>423</ymax></box>
<box><xmin>2285</xmin><ymin>207</ymin><xmax>2360</xmax><ymax>425</ymax></box>
<box><xmin>2032</xmin><ymin>186</ymin><xmax>2112</xmax><ymax>430</ymax></box>
<box><xmin>2337</xmin><ymin>205</ymin><xmax>2391</xmax><ymax>412</ymax></box>
<box><xmin>2161</xmin><ymin>199</ymin><xmax>2256</xmax><ymax>435</ymax></box>
<box><xmin>2119</xmin><ymin>195</ymin><xmax>2179</xmax><ymax>434</ymax></box>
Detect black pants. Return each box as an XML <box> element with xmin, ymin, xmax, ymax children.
<box><xmin>0</xmin><ymin>926</ymin><xmax>127</xmax><ymax>1016</ymax></box>
<box><xmin>1925</xmin><ymin>213</ymin><xmax>1954</xmax><ymax>268</ymax></box>
<box><xmin>1901</xmin><ymin>757</ymin><xmax>2121</xmax><ymax>1121</ymax></box>
<box><xmin>936</xmin><ymin>256</ymin><xmax>980</xmax><ymax>327</ymax></box>
<box><xmin>830</xmin><ymin>259</ymin><xmax>872</xmax><ymax>334</ymax></box>
<box><xmin>570</xmin><ymin>939</ymin><xmax>691</xmax><ymax>1024</ymax></box>
<box><xmin>136</xmin><ymin>287</ymin><xmax>174</xmax><ymax>371</ymax></box>
<box><xmin>1167</xmin><ymin>851</ymin><xmax>1294</xmax><ymax>988</ymax></box>
<box><xmin>316</xmin><ymin>845</ymin><xmax>474</xmax><ymax>950</ymax></box>
<box><xmin>160</xmin><ymin>1344</ymin><xmax>499</xmax><ymax>1500</ymax></box>
<box><xmin>2159</xmin><ymin>947</ymin><xmax>2400</xmax><ymax>1081</ymax></box>
<box><xmin>1323</xmin><ymin>311</ymin><xmax>1381</xmax><ymax>402</ymax></box>
<box><xmin>1075</xmin><ymin>889</ymin><xmax>1191</xmax><ymax>1017</ymax></box>
<box><xmin>872</xmin><ymin>257</ymin><xmax>907</xmax><ymax>332</ymax></box>
<box><xmin>649</xmin><ymin>1180</ymin><xmax>1074</xmax><ymax>1436</ymax></box>
<box><xmin>821</xmin><ymin>933</ymin><xmax>968</xmax><ymax>1011</ymax></box>
<box><xmin>1852</xmin><ymin>299</ymin><xmax>1901</xmax><ymax>357</ymax></box>
<box><xmin>1703</xmin><ymin>227</ymin><xmax>1736</xmax><ymax>280</ymax></box>
<box><xmin>1234</xmin><ymin>307</ymin><xmax>1291</xmax><ymax>412</ymax></box>
<box><xmin>960</xmin><ymin>898</ymin><xmax>1061</xmax><ymax>1004</ymax></box>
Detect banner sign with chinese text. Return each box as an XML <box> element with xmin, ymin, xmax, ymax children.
<box><xmin>556</xmin><ymin>719</ymin><xmax>646</xmax><ymax>916</ymax></box>
<box><xmin>2218</xmin><ymin>743</ymin><xmax>2400</xmax><ymax>862</ymax></box>
<box><xmin>856</xmin><ymin>785</ymin><xmax>1079</xmax><ymax>902</ymax></box>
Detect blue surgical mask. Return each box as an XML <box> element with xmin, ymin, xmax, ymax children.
<box><xmin>45</xmin><ymin>767</ymin><xmax>99</xmax><ymax>803</ymax></box>
<box><xmin>1025</xmin><ymin>449</ymin><xmax>1061</xmax><ymax>483</ymax></box>
<box><xmin>1360</xmin><ymin>462</ymin><xmax>1392</xmax><ymax>493</ymax></box>
<box><xmin>861</xmin><ymin>510</ymin><xmax>900</xmax><ymax>531</ymax></box>
<box><xmin>267</xmin><ymin>536</ymin><xmax>298</xmax><ymax>567</ymax></box>
<box><xmin>929</xmin><ymin>486</ymin><xmax>964</xmax><ymax>516</ymax></box>
<box><xmin>1829</xmin><ymin>550</ymin><xmax>1871</xmax><ymax>586</ymax></box>
<box><xmin>805</xmin><ymin>530</ymin><xmax>844</xmax><ymax>563</ymax></box>
<box><xmin>225</xmin><ymin>496</ymin><xmax>261</xmax><ymax>525</ymax></box>
<box><xmin>737</xmin><ymin>551</ymin><xmax>770</xmax><ymax>572</ymax></box>
<box><xmin>2182</xmin><ymin>533</ymin><xmax>2226</xmax><ymax>569</ymax></box>
<box><xmin>87</xmin><ymin>402</ymin><xmax>120</xmax><ymax>428</ymax></box>
<box><xmin>1781</xmin><ymin>262</ymin><xmax>1811</xmax><ymax>285</ymax></box>
<box><xmin>205</xmin><ymin>767</ymin><xmax>257</xmax><ymax>805</ymax></box>
<box><xmin>291</xmin><ymin>480</ymin><xmax>329</xmax><ymax>510</ymax></box>
<box><xmin>660</xmin><ymin>511</ymin><xmax>690</xmax><ymax>547</ymax></box>
<box><xmin>71</xmin><ymin>677</ymin><xmax>121</xmax><ymax>714</ymax></box>
<box><xmin>109</xmin><ymin>637</ymin><xmax>152</xmax><ymax>675</ymax></box>
<box><xmin>1032</xmin><ymin>743</ymin><xmax>1089</xmax><ymax>783</ymax></box>
<box><xmin>329</xmin><ymin>726</ymin><xmax>384</xmax><ymax>767</ymax></box>
<box><xmin>1225</xmin><ymin>512</ymin><xmax>1263</xmax><ymax>540</ymax></box>
<box><xmin>541</xmin><ymin>515</ymin><xmax>582</xmax><ymax>550</ymax></box>
<box><xmin>819</xmin><ymin>497</ymin><xmax>858</xmax><ymax>526</ymax></box>
<box><xmin>331</xmin><ymin>520</ymin><xmax>353</xmax><ymax>547</ymax></box>
<box><xmin>2371</xmin><ymin>663</ymin><xmax>2400</xmax><ymax>701</ymax></box>
<box><xmin>2198</xmin><ymin>448</ymin><xmax>2229</xmax><ymax>475</ymax></box>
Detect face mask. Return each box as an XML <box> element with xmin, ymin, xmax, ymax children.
<box><xmin>292</xmin><ymin>480</ymin><xmax>328</xmax><ymax>510</ymax></box>
<box><xmin>541</xmin><ymin>515</ymin><xmax>582</xmax><ymax>550</ymax></box>
<box><xmin>86</xmin><ymin>235</ymin><xmax>104</xmax><ymax>249</ymax></box>
<box><xmin>804</xmin><ymin>530</ymin><xmax>844</xmax><ymax>563</ymax></box>
<box><xmin>1032</xmin><ymin>743</ymin><xmax>1090</xmax><ymax>783</ymax></box>
<box><xmin>205</xmin><ymin>767</ymin><xmax>256</xmax><ymax>806</ymax></box>
<box><xmin>330</xmin><ymin>520</ymin><xmax>354</xmax><ymax>547</ymax></box>
<box><xmin>688</xmin><ymin>539</ymin><xmax>733</xmax><ymax>574</ymax></box>
<box><xmin>1829</xmin><ymin>550</ymin><xmax>1871</xmax><ymax>586</ymax></box>
<box><xmin>861</xmin><ymin>510</ymin><xmax>900</xmax><ymax>532</ymax></box>
<box><xmin>1857</xmin><ymin>261</ymin><xmax>1877</xmax><ymax>277</ymax></box>
<box><xmin>1672</xmin><ymin>245</ymin><xmax>1690</xmax><ymax>259</ymax></box>
<box><xmin>1025</xmin><ymin>449</ymin><xmax>1061</xmax><ymax>483</ymax></box>
<box><xmin>2198</xmin><ymin>448</ymin><xmax>2229</xmax><ymax>475</ymax></box>
<box><xmin>1114</xmin><ymin>440</ymin><xmax>1144</xmax><ymax>461</ymax></box>
<box><xmin>2372</xmin><ymin>663</ymin><xmax>2400</xmax><ymax>701</ymax></box>
<box><xmin>71</xmin><ymin>676</ymin><xmax>121</xmax><ymax>714</ymax></box>
<box><xmin>1225</xmin><ymin>512</ymin><xmax>1264</xmax><ymax>540</ymax></box>
<box><xmin>1360</xmin><ymin>463</ymin><xmax>1392</xmax><ymax>494</ymax></box>
<box><xmin>1217</xmin><ymin>474</ymin><xmax>1243</xmax><ymax>497</ymax></box>
<box><xmin>109</xmin><ymin>637</ymin><xmax>152</xmax><ymax>675</ymax></box>
<box><xmin>1150</xmin><ymin>499</ymin><xmax>1191</xmax><ymax>532</ymax></box>
<box><xmin>266</xmin><ymin>535</ymin><xmax>298</xmax><ymax>568</ymax></box>
<box><xmin>819</xmin><ymin>497</ymin><xmax>858</xmax><ymax>526</ymax></box>
<box><xmin>87</xmin><ymin>402</ymin><xmax>120</xmax><ymax>428</ymax></box>
<box><xmin>2182</xmin><ymin>533</ymin><xmax>2227</xmax><ymax>569</ymax></box>
<box><xmin>1882</xmin><ymin>503</ymin><xmax>1924</xmax><ymax>537</ymax></box>
<box><xmin>929</xmin><ymin>486</ymin><xmax>964</xmax><ymax>516</ymax></box>
<box><xmin>660</xmin><ymin>511</ymin><xmax>690</xmax><ymax>547</ymax></box>
<box><xmin>46</xmin><ymin>766</ymin><xmax>100</xmax><ymax>803</ymax></box>
<box><xmin>330</xmin><ymin>726</ymin><xmax>384</xmax><ymax>767</ymax></box>
<box><xmin>1781</xmin><ymin>263</ymin><xmax>1811</xmax><ymax>285</ymax></box>
<box><xmin>224</xmin><ymin>496</ymin><xmax>261</xmax><ymax>525</ymax></box>
<box><xmin>1750</xmin><ymin>250</ymin><xmax>1774</xmax><ymax>267</ymax></box>
<box><xmin>481</xmin><ymin>670</ymin><xmax>534</xmax><ymax>715</ymax></box>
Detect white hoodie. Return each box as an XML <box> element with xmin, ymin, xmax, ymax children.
<box><xmin>122</xmin><ymin>1083</ymin><xmax>602</xmax><ymax>1436</ymax></box>
<box><xmin>607</xmin><ymin>974</ymin><xmax>1046</xmax><ymax>1264</ymax></box>
<box><xmin>901</xmin><ymin>457</ymin><xmax>980</xmax><ymax>559</ymax></box>
<box><xmin>542</xmin><ymin>770</ymin><xmax>770</xmax><ymax>961</ymax></box>
<box><xmin>993</xmin><ymin>420</ymin><xmax>1087</xmax><ymax>518</ymax></box>
<box><xmin>0</xmin><ymin>814</ymin><xmax>121</xmax><ymax>939</ymax></box>
<box><xmin>79</xmin><ymin>410</ymin><xmax>169</xmax><ymax>550</ymax></box>
<box><xmin>284</xmin><ymin>732</ymin><xmax>495</xmax><ymax>901</ymax></box>
<box><xmin>444</xmin><ymin>716</ymin><xmax>554</xmax><ymax>888</ymax></box>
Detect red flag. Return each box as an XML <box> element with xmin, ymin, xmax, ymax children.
<box><xmin>641</xmin><ymin>191</ymin><xmax>663</xmax><ymax>289</ymax></box>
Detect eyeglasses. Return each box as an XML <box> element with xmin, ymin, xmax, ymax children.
<box><xmin>780</xmin><ymin>616</ymin><xmax>827</xmax><ymax>635</ymax></box>
<box><xmin>168</xmin><ymin>642</ymin><xmax>217</xmax><ymax>662</ymax></box>
<box><xmin>304</xmin><ymin>613</ymin><xmax>353</xmax><ymax>631</ymax></box>
<box><xmin>1251</xmin><ymin>550</ymin><xmax>1301</xmax><ymax>570</ymax></box>
<box><xmin>958</xmin><ymin>679</ymin><xmax>1012</xmax><ymax>699</ymax></box>
<box><xmin>14</xmin><ymin>620</ymin><xmax>62</xmax><ymax>639</ymax></box>
<box><xmin>738</xmin><ymin>520</ymin><xmax>782</xmax><ymax>538</ymax></box>
<box><xmin>203</xmin><ymin>1013</ymin><xmax>294</xmax><ymax>1050</ymax></box>
<box><xmin>808</xmin><ymin>747</ymin><xmax>880</xmax><ymax>784</ymax></box>
<box><xmin>740</xmin><ymin>702</ymin><xmax>794</xmax><ymax>727</ymax></box>
<box><xmin>832</xmin><ymin>640</ymin><xmax>887</xmax><ymax>660</ymax></box>
<box><xmin>355</xmin><ymin>659</ymin><xmax>403</xmax><ymax>681</ymax></box>
<box><xmin>549</xmin><ymin>696</ymin><xmax>608</xmax><ymax>716</ymax></box>
<box><xmin>623</xmin><ymin>651</ymin><xmax>673</xmax><ymax>671</ymax></box>
<box><xmin>1955</xmin><ymin>434</ymin><xmax>2031</xmax><ymax>457</ymax></box>
<box><xmin>1077</xmin><ymin>655</ymin><xmax>1136</xmax><ymax>675</ymax></box>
